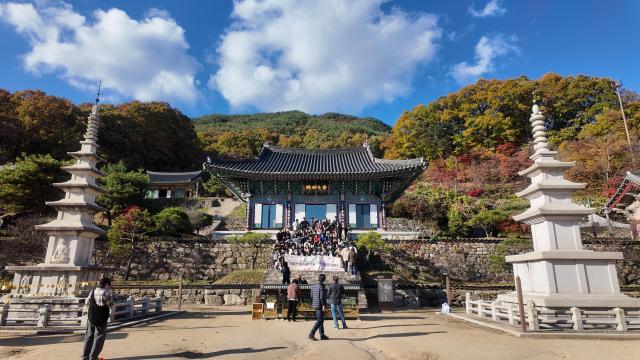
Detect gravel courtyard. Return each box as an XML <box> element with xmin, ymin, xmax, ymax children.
<box><xmin>1</xmin><ymin>308</ymin><xmax>638</xmax><ymax>360</ymax></box>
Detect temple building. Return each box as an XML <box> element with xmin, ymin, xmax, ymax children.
<box><xmin>604</xmin><ymin>171</ymin><xmax>640</xmax><ymax>238</ymax></box>
<box><xmin>146</xmin><ymin>170</ymin><xmax>204</xmax><ymax>199</ymax></box>
<box><xmin>206</xmin><ymin>142</ymin><xmax>425</xmax><ymax>231</ymax></box>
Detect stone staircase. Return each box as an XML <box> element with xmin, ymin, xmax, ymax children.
<box><xmin>263</xmin><ymin>269</ymin><xmax>360</xmax><ymax>285</ymax></box>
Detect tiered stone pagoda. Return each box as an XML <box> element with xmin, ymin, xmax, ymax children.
<box><xmin>498</xmin><ymin>103</ymin><xmax>640</xmax><ymax>308</ymax></box>
<box><xmin>206</xmin><ymin>143</ymin><xmax>425</xmax><ymax>231</ymax></box>
<box><xmin>5</xmin><ymin>103</ymin><xmax>106</xmax><ymax>302</ymax></box>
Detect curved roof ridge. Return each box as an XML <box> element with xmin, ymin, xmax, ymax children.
<box><xmin>263</xmin><ymin>142</ymin><xmax>369</xmax><ymax>155</ymax></box>
<box><xmin>147</xmin><ymin>170</ymin><xmax>201</xmax><ymax>175</ymax></box>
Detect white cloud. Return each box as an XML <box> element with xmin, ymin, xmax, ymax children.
<box><xmin>210</xmin><ymin>0</ymin><xmax>442</xmax><ymax>113</ymax></box>
<box><xmin>0</xmin><ymin>2</ymin><xmax>199</xmax><ymax>103</ymax></box>
<box><xmin>469</xmin><ymin>0</ymin><xmax>506</xmax><ymax>18</ymax></box>
<box><xmin>451</xmin><ymin>35</ymin><xmax>518</xmax><ymax>84</ymax></box>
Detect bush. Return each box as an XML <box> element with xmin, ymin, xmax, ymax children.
<box><xmin>154</xmin><ymin>207</ymin><xmax>192</xmax><ymax>235</ymax></box>
<box><xmin>356</xmin><ymin>231</ymin><xmax>390</xmax><ymax>253</ymax></box>
<box><xmin>488</xmin><ymin>237</ymin><xmax>533</xmax><ymax>272</ymax></box>
<box><xmin>188</xmin><ymin>210</ymin><xmax>213</xmax><ymax>231</ymax></box>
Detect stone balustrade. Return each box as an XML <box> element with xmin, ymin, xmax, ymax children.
<box><xmin>0</xmin><ymin>296</ymin><xmax>162</xmax><ymax>328</ymax></box>
<box><xmin>465</xmin><ymin>293</ymin><xmax>640</xmax><ymax>332</ymax></box>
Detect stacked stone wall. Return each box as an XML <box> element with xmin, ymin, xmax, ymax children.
<box><xmin>96</xmin><ymin>238</ymin><xmax>271</xmax><ymax>281</ymax></box>
<box><xmin>114</xmin><ymin>287</ymin><xmax>260</xmax><ymax>306</ymax></box>
<box><xmin>96</xmin><ymin>237</ymin><xmax>640</xmax><ymax>286</ymax></box>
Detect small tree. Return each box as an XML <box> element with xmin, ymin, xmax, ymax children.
<box><xmin>228</xmin><ymin>232</ymin><xmax>271</xmax><ymax>269</ymax></box>
<box><xmin>154</xmin><ymin>207</ymin><xmax>192</xmax><ymax>236</ymax></box>
<box><xmin>97</xmin><ymin>161</ymin><xmax>148</xmax><ymax>226</ymax></box>
<box><xmin>0</xmin><ymin>154</ymin><xmax>65</xmax><ymax>214</ymax></box>
<box><xmin>107</xmin><ymin>206</ymin><xmax>154</xmax><ymax>280</ymax></box>
<box><xmin>356</xmin><ymin>231</ymin><xmax>391</xmax><ymax>263</ymax></box>
<box><xmin>203</xmin><ymin>176</ymin><xmax>227</xmax><ymax>197</ymax></box>
<box><xmin>468</xmin><ymin>209</ymin><xmax>509</xmax><ymax>237</ymax></box>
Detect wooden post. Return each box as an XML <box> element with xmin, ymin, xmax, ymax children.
<box><xmin>445</xmin><ymin>276</ymin><xmax>452</xmax><ymax>305</ymax></box>
<box><xmin>177</xmin><ymin>275</ymin><xmax>183</xmax><ymax>312</ymax></box>
<box><xmin>515</xmin><ymin>276</ymin><xmax>526</xmax><ymax>332</ymax></box>
<box><xmin>526</xmin><ymin>300</ymin><xmax>539</xmax><ymax>331</ymax></box>
<box><xmin>37</xmin><ymin>305</ymin><xmax>51</xmax><ymax>328</ymax></box>
<box><xmin>0</xmin><ymin>304</ymin><xmax>8</xmax><ymax>326</ymax></box>
<box><xmin>614</xmin><ymin>308</ymin><xmax>628</xmax><ymax>331</ymax></box>
<box><xmin>570</xmin><ymin>307</ymin><xmax>583</xmax><ymax>330</ymax></box>
<box><xmin>155</xmin><ymin>297</ymin><xmax>162</xmax><ymax>312</ymax></box>
<box><xmin>465</xmin><ymin>292</ymin><xmax>471</xmax><ymax>314</ymax></box>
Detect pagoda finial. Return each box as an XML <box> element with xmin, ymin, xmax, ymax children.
<box><xmin>85</xmin><ymin>81</ymin><xmax>101</xmax><ymax>142</ymax></box>
<box><xmin>530</xmin><ymin>100</ymin><xmax>550</xmax><ymax>155</ymax></box>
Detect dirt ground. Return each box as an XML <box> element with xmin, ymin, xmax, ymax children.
<box><xmin>0</xmin><ymin>307</ymin><xmax>638</xmax><ymax>360</ymax></box>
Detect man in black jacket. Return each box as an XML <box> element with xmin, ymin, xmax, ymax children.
<box><xmin>308</xmin><ymin>274</ymin><xmax>329</xmax><ymax>341</ymax></box>
<box><xmin>82</xmin><ymin>277</ymin><xmax>113</xmax><ymax>360</ymax></box>
<box><xmin>327</xmin><ymin>275</ymin><xmax>348</xmax><ymax>329</ymax></box>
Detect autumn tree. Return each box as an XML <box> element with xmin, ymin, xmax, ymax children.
<box><xmin>107</xmin><ymin>207</ymin><xmax>155</xmax><ymax>280</ymax></box>
<box><xmin>96</xmin><ymin>161</ymin><xmax>149</xmax><ymax>226</ymax></box>
<box><xmin>0</xmin><ymin>154</ymin><xmax>65</xmax><ymax>214</ymax></box>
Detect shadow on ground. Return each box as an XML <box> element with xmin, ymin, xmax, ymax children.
<box><xmin>332</xmin><ymin>331</ymin><xmax>446</xmax><ymax>341</ymax></box>
<box><xmin>108</xmin><ymin>346</ymin><xmax>287</xmax><ymax>359</ymax></box>
<box><xmin>0</xmin><ymin>332</ymin><xmax>128</xmax><ymax>347</ymax></box>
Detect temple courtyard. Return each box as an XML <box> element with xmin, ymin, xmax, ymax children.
<box><xmin>1</xmin><ymin>308</ymin><xmax>638</xmax><ymax>360</ymax></box>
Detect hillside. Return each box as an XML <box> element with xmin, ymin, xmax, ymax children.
<box><xmin>194</xmin><ymin>110</ymin><xmax>391</xmax><ymax>158</ymax></box>
<box><xmin>193</xmin><ymin>110</ymin><xmax>390</xmax><ymax>135</ymax></box>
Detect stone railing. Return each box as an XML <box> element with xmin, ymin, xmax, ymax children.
<box><xmin>0</xmin><ymin>296</ymin><xmax>162</xmax><ymax>328</ymax></box>
<box><xmin>465</xmin><ymin>293</ymin><xmax>640</xmax><ymax>332</ymax></box>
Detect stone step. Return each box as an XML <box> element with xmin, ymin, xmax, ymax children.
<box><xmin>263</xmin><ymin>269</ymin><xmax>360</xmax><ymax>285</ymax></box>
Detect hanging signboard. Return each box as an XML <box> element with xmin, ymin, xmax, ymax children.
<box><xmin>284</xmin><ymin>255</ymin><xmax>343</xmax><ymax>272</ymax></box>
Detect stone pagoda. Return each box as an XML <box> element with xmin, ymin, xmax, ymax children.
<box><xmin>5</xmin><ymin>102</ymin><xmax>106</xmax><ymax>304</ymax></box>
<box><xmin>498</xmin><ymin>103</ymin><xmax>640</xmax><ymax>308</ymax></box>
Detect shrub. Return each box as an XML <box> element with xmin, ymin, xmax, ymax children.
<box><xmin>356</xmin><ymin>231</ymin><xmax>390</xmax><ymax>253</ymax></box>
<box><xmin>154</xmin><ymin>207</ymin><xmax>192</xmax><ymax>235</ymax></box>
<box><xmin>188</xmin><ymin>210</ymin><xmax>213</xmax><ymax>231</ymax></box>
<box><xmin>488</xmin><ymin>237</ymin><xmax>533</xmax><ymax>272</ymax></box>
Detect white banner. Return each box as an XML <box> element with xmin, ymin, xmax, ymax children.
<box><xmin>284</xmin><ymin>255</ymin><xmax>343</xmax><ymax>272</ymax></box>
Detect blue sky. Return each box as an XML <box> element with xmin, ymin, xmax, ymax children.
<box><xmin>0</xmin><ymin>0</ymin><xmax>638</xmax><ymax>125</ymax></box>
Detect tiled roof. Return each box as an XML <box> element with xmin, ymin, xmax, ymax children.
<box><xmin>147</xmin><ymin>171</ymin><xmax>202</xmax><ymax>184</ymax></box>
<box><xmin>207</xmin><ymin>143</ymin><xmax>425</xmax><ymax>180</ymax></box>
<box><xmin>605</xmin><ymin>171</ymin><xmax>640</xmax><ymax>210</ymax></box>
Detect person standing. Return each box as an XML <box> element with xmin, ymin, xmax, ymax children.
<box><xmin>327</xmin><ymin>275</ymin><xmax>348</xmax><ymax>329</ymax></box>
<box><xmin>308</xmin><ymin>274</ymin><xmax>329</xmax><ymax>341</ymax></box>
<box><xmin>286</xmin><ymin>279</ymin><xmax>299</xmax><ymax>321</ymax></box>
<box><xmin>82</xmin><ymin>277</ymin><xmax>113</xmax><ymax>360</ymax></box>
<box><xmin>348</xmin><ymin>247</ymin><xmax>357</xmax><ymax>277</ymax></box>
<box><xmin>340</xmin><ymin>246</ymin><xmax>350</xmax><ymax>273</ymax></box>
<box><xmin>281</xmin><ymin>262</ymin><xmax>291</xmax><ymax>284</ymax></box>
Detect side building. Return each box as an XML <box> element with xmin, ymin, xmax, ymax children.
<box><xmin>146</xmin><ymin>171</ymin><xmax>204</xmax><ymax>199</ymax></box>
<box><xmin>206</xmin><ymin>142</ymin><xmax>425</xmax><ymax>231</ymax></box>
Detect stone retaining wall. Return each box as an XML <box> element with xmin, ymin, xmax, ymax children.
<box><xmin>96</xmin><ymin>239</ymin><xmax>271</xmax><ymax>281</ymax></box>
<box><xmin>96</xmin><ymin>237</ymin><xmax>640</xmax><ymax>286</ymax></box>
<box><xmin>113</xmin><ymin>287</ymin><xmax>260</xmax><ymax>306</ymax></box>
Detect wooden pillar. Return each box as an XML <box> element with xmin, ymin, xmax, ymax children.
<box><xmin>381</xmin><ymin>202</ymin><xmax>387</xmax><ymax>230</ymax></box>
<box><xmin>245</xmin><ymin>197</ymin><xmax>252</xmax><ymax>230</ymax></box>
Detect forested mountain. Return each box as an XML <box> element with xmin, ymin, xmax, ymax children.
<box><xmin>0</xmin><ymin>90</ymin><xmax>203</xmax><ymax>171</ymax></box>
<box><xmin>385</xmin><ymin>73</ymin><xmax>640</xmax><ymax>236</ymax></box>
<box><xmin>194</xmin><ymin>111</ymin><xmax>390</xmax><ymax>158</ymax></box>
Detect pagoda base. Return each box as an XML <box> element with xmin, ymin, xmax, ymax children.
<box><xmin>500</xmin><ymin>249</ymin><xmax>640</xmax><ymax>308</ymax></box>
<box><xmin>5</xmin><ymin>264</ymin><xmax>105</xmax><ymax>299</ymax></box>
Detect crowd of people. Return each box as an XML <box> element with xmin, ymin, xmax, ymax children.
<box><xmin>271</xmin><ymin>217</ymin><xmax>359</xmax><ymax>277</ymax></box>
